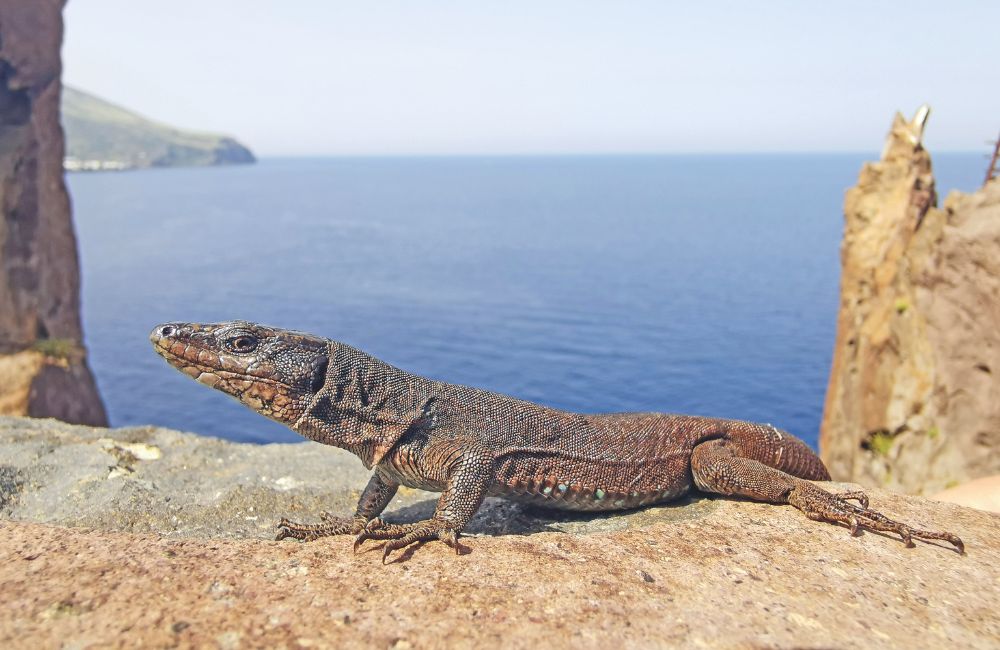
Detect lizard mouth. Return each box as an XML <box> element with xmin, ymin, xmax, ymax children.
<box><xmin>150</xmin><ymin>333</ymin><xmax>290</xmax><ymax>391</ymax></box>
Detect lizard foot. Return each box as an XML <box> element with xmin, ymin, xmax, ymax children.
<box><xmin>353</xmin><ymin>518</ymin><xmax>461</xmax><ymax>563</ymax></box>
<box><xmin>275</xmin><ymin>513</ymin><xmax>367</xmax><ymax>541</ymax></box>
<box><xmin>788</xmin><ymin>483</ymin><xmax>964</xmax><ymax>553</ymax></box>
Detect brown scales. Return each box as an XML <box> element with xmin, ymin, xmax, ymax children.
<box><xmin>150</xmin><ymin>321</ymin><xmax>964</xmax><ymax>562</ymax></box>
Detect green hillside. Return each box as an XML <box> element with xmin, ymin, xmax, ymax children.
<box><xmin>61</xmin><ymin>87</ymin><xmax>255</xmax><ymax>171</ymax></box>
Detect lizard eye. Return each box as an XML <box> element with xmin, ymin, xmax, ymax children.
<box><xmin>225</xmin><ymin>335</ymin><xmax>259</xmax><ymax>354</ymax></box>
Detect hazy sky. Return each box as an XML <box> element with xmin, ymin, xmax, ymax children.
<box><xmin>63</xmin><ymin>1</ymin><xmax>998</xmax><ymax>156</ymax></box>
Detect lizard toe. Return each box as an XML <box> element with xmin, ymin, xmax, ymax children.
<box><xmin>276</xmin><ymin>513</ymin><xmax>367</xmax><ymax>542</ymax></box>
<box><xmin>439</xmin><ymin>528</ymin><xmax>460</xmax><ymax>553</ymax></box>
<box><xmin>788</xmin><ymin>482</ymin><xmax>964</xmax><ymax>552</ymax></box>
<box><xmin>354</xmin><ymin>519</ymin><xmax>463</xmax><ymax>562</ymax></box>
<box><xmin>835</xmin><ymin>490</ymin><xmax>870</xmax><ymax>509</ymax></box>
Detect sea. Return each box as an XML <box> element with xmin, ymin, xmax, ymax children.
<box><xmin>68</xmin><ymin>154</ymin><xmax>987</xmax><ymax>447</ymax></box>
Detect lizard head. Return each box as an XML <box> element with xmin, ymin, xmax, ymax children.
<box><xmin>150</xmin><ymin>321</ymin><xmax>329</xmax><ymax>427</ymax></box>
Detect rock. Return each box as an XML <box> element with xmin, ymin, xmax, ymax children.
<box><xmin>0</xmin><ymin>416</ymin><xmax>687</xmax><ymax>539</ymax></box>
<box><xmin>933</xmin><ymin>475</ymin><xmax>1000</xmax><ymax>514</ymax></box>
<box><xmin>0</xmin><ymin>349</ymin><xmax>105</xmax><ymax>427</ymax></box>
<box><xmin>820</xmin><ymin>107</ymin><xmax>1000</xmax><ymax>495</ymax></box>
<box><xmin>0</xmin><ymin>0</ymin><xmax>107</xmax><ymax>425</ymax></box>
<box><xmin>1</xmin><ymin>416</ymin><xmax>998</xmax><ymax>648</ymax></box>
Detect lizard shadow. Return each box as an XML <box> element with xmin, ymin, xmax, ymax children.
<box><xmin>381</xmin><ymin>493</ymin><xmax>711</xmax><ymax>538</ymax></box>
<box><xmin>368</xmin><ymin>493</ymin><xmax>962</xmax><ymax>555</ymax></box>
<box><xmin>355</xmin><ymin>537</ymin><xmax>473</xmax><ymax>564</ymax></box>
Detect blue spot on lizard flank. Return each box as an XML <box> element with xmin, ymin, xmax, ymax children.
<box><xmin>542</xmin><ymin>486</ymin><xmax>553</xmax><ymax>495</ymax></box>
<box><xmin>595</xmin><ymin>489</ymin><xmax>606</xmax><ymax>500</ymax></box>
<box><xmin>558</xmin><ymin>484</ymin><xmax>568</xmax><ymax>493</ymax></box>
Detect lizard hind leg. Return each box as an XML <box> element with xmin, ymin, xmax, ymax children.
<box><xmin>690</xmin><ymin>439</ymin><xmax>964</xmax><ymax>553</ymax></box>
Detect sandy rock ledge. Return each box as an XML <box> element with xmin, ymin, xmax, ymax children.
<box><xmin>0</xmin><ymin>416</ymin><xmax>998</xmax><ymax>648</ymax></box>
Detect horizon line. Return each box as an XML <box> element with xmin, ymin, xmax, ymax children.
<box><xmin>250</xmin><ymin>149</ymin><xmax>985</xmax><ymax>159</ymax></box>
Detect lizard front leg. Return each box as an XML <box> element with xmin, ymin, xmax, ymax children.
<box><xmin>276</xmin><ymin>471</ymin><xmax>399</xmax><ymax>541</ymax></box>
<box><xmin>691</xmin><ymin>439</ymin><xmax>964</xmax><ymax>553</ymax></box>
<box><xmin>354</xmin><ymin>445</ymin><xmax>493</xmax><ymax>563</ymax></box>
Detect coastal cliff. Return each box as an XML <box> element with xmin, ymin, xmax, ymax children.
<box><xmin>62</xmin><ymin>86</ymin><xmax>255</xmax><ymax>171</ymax></box>
<box><xmin>0</xmin><ymin>0</ymin><xmax>106</xmax><ymax>425</ymax></box>
<box><xmin>820</xmin><ymin>108</ymin><xmax>1000</xmax><ymax>494</ymax></box>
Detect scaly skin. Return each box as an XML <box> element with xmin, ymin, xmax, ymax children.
<box><xmin>150</xmin><ymin>321</ymin><xmax>964</xmax><ymax>562</ymax></box>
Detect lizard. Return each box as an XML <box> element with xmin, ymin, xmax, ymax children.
<box><xmin>150</xmin><ymin>320</ymin><xmax>964</xmax><ymax>562</ymax></box>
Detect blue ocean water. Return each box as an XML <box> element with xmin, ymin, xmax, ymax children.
<box><xmin>68</xmin><ymin>154</ymin><xmax>986</xmax><ymax>446</ymax></box>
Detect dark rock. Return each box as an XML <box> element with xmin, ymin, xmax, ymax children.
<box><xmin>0</xmin><ymin>0</ymin><xmax>106</xmax><ymax>425</ymax></box>
<box><xmin>27</xmin><ymin>362</ymin><xmax>106</xmax><ymax>426</ymax></box>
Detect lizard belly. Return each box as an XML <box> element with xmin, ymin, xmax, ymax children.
<box><xmin>494</xmin><ymin>481</ymin><xmax>692</xmax><ymax>511</ymax></box>
<box><xmin>491</xmin><ymin>455</ymin><xmax>694</xmax><ymax>511</ymax></box>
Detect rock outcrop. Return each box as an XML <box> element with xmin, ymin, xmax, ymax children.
<box><xmin>820</xmin><ymin>107</ymin><xmax>1000</xmax><ymax>495</ymax></box>
<box><xmin>0</xmin><ymin>1</ymin><xmax>106</xmax><ymax>425</ymax></box>
<box><xmin>2</xmin><ymin>416</ymin><xmax>998</xmax><ymax>647</ymax></box>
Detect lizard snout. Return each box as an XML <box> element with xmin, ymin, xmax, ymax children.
<box><xmin>151</xmin><ymin>324</ymin><xmax>174</xmax><ymax>341</ymax></box>
<box><xmin>150</xmin><ymin>322</ymin><xmax>190</xmax><ymax>347</ymax></box>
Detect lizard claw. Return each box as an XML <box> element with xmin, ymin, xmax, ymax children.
<box><xmin>276</xmin><ymin>513</ymin><xmax>368</xmax><ymax>542</ymax></box>
<box><xmin>788</xmin><ymin>482</ymin><xmax>964</xmax><ymax>553</ymax></box>
<box><xmin>275</xmin><ymin>517</ymin><xmax>293</xmax><ymax>541</ymax></box>
<box><xmin>380</xmin><ymin>527</ymin><xmax>461</xmax><ymax>563</ymax></box>
<box><xmin>439</xmin><ymin>528</ymin><xmax>460</xmax><ymax>554</ymax></box>
<box><xmin>836</xmin><ymin>491</ymin><xmax>870</xmax><ymax>509</ymax></box>
<box><xmin>847</xmin><ymin>515</ymin><xmax>860</xmax><ymax>536</ymax></box>
<box><xmin>379</xmin><ymin>534</ymin><xmax>431</xmax><ymax>564</ymax></box>
<box><xmin>354</xmin><ymin>519</ymin><xmax>463</xmax><ymax>563</ymax></box>
<box><xmin>353</xmin><ymin>518</ymin><xmax>387</xmax><ymax>553</ymax></box>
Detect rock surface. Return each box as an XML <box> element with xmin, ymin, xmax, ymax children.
<box><xmin>0</xmin><ymin>0</ymin><xmax>106</xmax><ymax>426</ymax></box>
<box><xmin>820</xmin><ymin>108</ymin><xmax>1000</xmax><ymax>495</ymax></box>
<box><xmin>1</xmin><ymin>416</ymin><xmax>998</xmax><ymax>648</ymax></box>
<box><xmin>933</xmin><ymin>474</ymin><xmax>1000</xmax><ymax>514</ymax></box>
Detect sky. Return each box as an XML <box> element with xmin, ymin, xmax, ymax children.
<box><xmin>63</xmin><ymin>1</ymin><xmax>999</xmax><ymax>156</ymax></box>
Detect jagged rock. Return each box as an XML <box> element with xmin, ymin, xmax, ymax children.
<box><xmin>821</xmin><ymin>108</ymin><xmax>1000</xmax><ymax>494</ymax></box>
<box><xmin>1</xmin><ymin>416</ymin><xmax>998</xmax><ymax>647</ymax></box>
<box><xmin>0</xmin><ymin>0</ymin><xmax>106</xmax><ymax>425</ymax></box>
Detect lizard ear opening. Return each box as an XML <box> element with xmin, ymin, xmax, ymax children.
<box><xmin>309</xmin><ymin>356</ymin><xmax>329</xmax><ymax>394</ymax></box>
